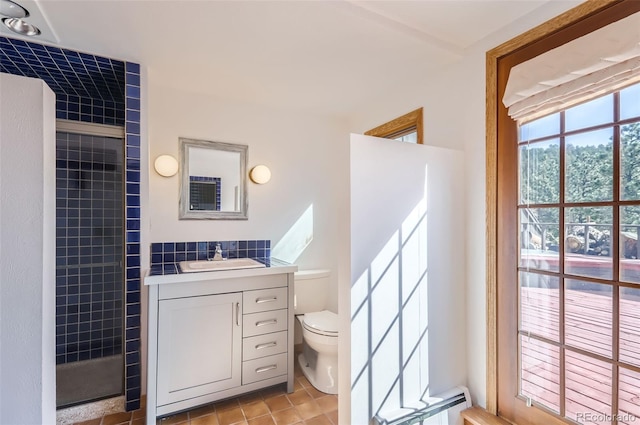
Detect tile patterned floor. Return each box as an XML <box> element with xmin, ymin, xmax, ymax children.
<box><xmin>73</xmin><ymin>362</ymin><xmax>338</xmax><ymax>425</ymax></box>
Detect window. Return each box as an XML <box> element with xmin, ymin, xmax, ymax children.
<box><xmin>518</xmin><ymin>84</ymin><xmax>640</xmax><ymax>423</ymax></box>
<box><xmin>488</xmin><ymin>2</ymin><xmax>640</xmax><ymax>424</ymax></box>
<box><xmin>365</xmin><ymin>108</ymin><xmax>423</xmax><ymax>144</ymax></box>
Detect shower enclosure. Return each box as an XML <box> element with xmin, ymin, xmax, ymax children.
<box><xmin>55</xmin><ymin>125</ymin><xmax>124</xmax><ymax>407</ymax></box>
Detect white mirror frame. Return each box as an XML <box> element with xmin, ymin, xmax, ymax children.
<box><xmin>179</xmin><ymin>137</ymin><xmax>248</xmax><ymax>220</ymax></box>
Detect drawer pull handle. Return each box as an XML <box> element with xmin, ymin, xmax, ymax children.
<box><xmin>256</xmin><ymin>319</ymin><xmax>277</xmax><ymax>327</ymax></box>
<box><xmin>236</xmin><ymin>303</ymin><xmax>240</xmax><ymax>327</ymax></box>
<box><xmin>256</xmin><ymin>297</ymin><xmax>277</xmax><ymax>304</ymax></box>
<box><xmin>255</xmin><ymin>341</ymin><xmax>277</xmax><ymax>350</ymax></box>
<box><xmin>256</xmin><ymin>364</ymin><xmax>277</xmax><ymax>374</ymax></box>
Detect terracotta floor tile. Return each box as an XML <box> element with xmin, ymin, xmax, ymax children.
<box><xmin>238</xmin><ymin>391</ymin><xmax>264</xmax><ymax>405</ymax></box>
<box><xmin>261</xmin><ymin>385</ymin><xmax>286</xmax><ymax>400</ymax></box>
<box><xmin>216</xmin><ymin>399</ymin><xmax>241</xmax><ymax>412</ymax></box>
<box><xmin>74</xmin><ymin>418</ymin><xmax>102</xmax><ymax>425</ymax></box>
<box><xmin>294</xmin><ymin>400</ymin><xmax>322</xmax><ymax>421</ymax></box>
<box><xmin>293</xmin><ymin>380</ymin><xmax>304</xmax><ymax>391</ymax></box>
<box><xmin>314</xmin><ymin>396</ymin><xmax>337</xmax><ymax>412</ymax></box>
<box><xmin>189</xmin><ymin>404</ymin><xmax>217</xmax><ymax>419</ymax></box>
<box><xmin>131</xmin><ymin>418</ymin><xmax>145</xmax><ymax>425</ymax></box>
<box><xmin>103</xmin><ymin>411</ymin><xmax>132</xmax><ymax>425</ymax></box>
<box><xmin>304</xmin><ymin>414</ymin><xmax>333</xmax><ymax>425</ymax></box>
<box><xmin>217</xmin><ymin>407</ymin><xmax>246</xmax><ymax>425</ymax></box>
<box><xmin>286</xmin><ymin>389</ymin><xmax>312</xmax><ymax>406</ymax></box>
<box><xmin>242</xmin><ymin>401</ymin><xmax>270</xmax><ymax>419</ymax></box>
<box><xmin>132</xmin><ymin>408</ymin><xmax>146</xmax><ymax>419</ymax></box>
<box><xmin>271</xmin><ymin>408</ymin><xmax>302</xmax><ymax>425</ymax></box>
<box><xmin>191</xmin><ymin>414</ymin><xmax>220</xmax><ymax>425</ymax></box>
<box><xmin>264</xmin><ymin>395</ymin><xmax>292</xmax><ymax>413</ymax></box>
<box><xmin>326</xmin><ymin>410</ymin><xmax>338</xmax><ymax>425</ymax></box>
<box><xmin>247</xmin><ymin>415</ymin><xmax>276</xmax><ymax>425</ymax></box>
<box><xmin>304</xmin><ymin>386</ymin><xmax>328</xmax><ymax>400</ymax></box>
<box><xmin>296</xmin><ymin>376</ymin><xmax>311</xmax><ymax>389</ymax></box>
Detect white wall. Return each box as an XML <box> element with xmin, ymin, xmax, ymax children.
<box><xmin>0</xmin><ymin>73</ymin><xmax>56</xmax><ymax>424</ymax></box>
<box><xmin>147</xmin><ymin>80</ymin><xmax>350</xmax><ymax>315</ymax></box>
<box><xmin>347</xmin><ymin>3</ymin><xmax>581</xmax><ymax>408</ymax></box>
<box><xmin>350</xmin><ymin>134</ymin><xmax>465</xmax><ymax>424</ymax></box>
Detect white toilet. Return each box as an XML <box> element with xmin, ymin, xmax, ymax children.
<box><xmin>294</xmin><ymin>270</ymin><xmax>339</xmax><ymax>395</ymax></box>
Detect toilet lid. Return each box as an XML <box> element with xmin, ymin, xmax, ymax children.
<box><xmin>303</xmin><ymin>310</ymin><xmax>338</xmax><ymax>335</ymax></box>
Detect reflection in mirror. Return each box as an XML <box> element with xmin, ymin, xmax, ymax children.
<box><xmin>179</xmin><ymin>138</ymin><xmax>248</xmax><ymax>220</ymax></box>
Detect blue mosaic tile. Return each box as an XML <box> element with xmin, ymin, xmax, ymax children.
<box><xmin>150</xmin><ymin>240</ymin><xmax>272</xmax><ymax>268</ymax></box>
<box><xmin>2</xmin><ymin>37</ymin><xmax>143</xmax><ymax>410</ymax></box>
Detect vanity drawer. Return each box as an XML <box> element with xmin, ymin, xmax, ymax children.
<box><xmin>243</xmin><ymin>309</ymin><xmax>288</xmax><ymax>337</ymax></box>
<box><xmin>243</xmin><ymin>331</ymin><xmax>287</xmax><ymax>361</ymax></box>
<box><xmin>243</xmin><ymin>287</ymin><xmax>288</xmax><ymax>314</ymax></box>
<box><xmin>242</xmin><ymin>353</ymin><xmax>288</xmax><ymax>385</ymax></box>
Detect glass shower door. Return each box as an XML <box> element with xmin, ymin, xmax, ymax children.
<box><xmin>55</xmin><ymin>130</ymin><xmax>124</xmax><ymax>407</ymax></box>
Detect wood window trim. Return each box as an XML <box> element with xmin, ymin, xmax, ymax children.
<box><xmin>365</xmin><ymin>108</ymin><xmax>423</xmax><ymax>144</ymax></box>
<box><xmin>486</xmin><ymin>0</ymin><xmax>640</xmax><ymax>422</ymax></box>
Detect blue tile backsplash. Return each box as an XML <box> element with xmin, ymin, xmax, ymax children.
<box><xmin>150</xmin><ymin>240</ymin><xmax>271</xmax><ymax>271</ymax></box>
<box><xmin>1</xmin><ymin>37</ymin><xmax>142</xmax><ymax>410</ymax></box>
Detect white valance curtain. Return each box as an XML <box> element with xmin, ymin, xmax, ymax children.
<box><xmin>503</xmin><ymin>11</ymin><xmax>640</xmax><ymax>123</ymax></box>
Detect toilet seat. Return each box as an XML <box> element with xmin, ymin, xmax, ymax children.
<box><xmin>302</xmin><ymin>310</ymin><xmax>338</xmax><ymax>337</ymax></box>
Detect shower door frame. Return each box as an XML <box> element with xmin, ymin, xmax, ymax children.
<box><xmin>55</xmin><ymin>119</ymin><xmax>126</xmax><ymax>407</ymax></box>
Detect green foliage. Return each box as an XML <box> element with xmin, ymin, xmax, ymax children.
<box><xmin>520</xmin><ymin>121</ymin><xmax>640</xmax><ymax>226</ymax></box>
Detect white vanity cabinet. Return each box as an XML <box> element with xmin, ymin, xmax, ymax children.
<box><xmin>145</xmin><ymin>265</ymin><xmax>296</xmax><ymax>424</ymax></box>
<box><xmin>156</xmin><ymin>292</ymin><xmax>242</xmax><ymax>406</ymax></box>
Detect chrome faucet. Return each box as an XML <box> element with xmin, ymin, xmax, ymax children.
<box><xmin>211</xmin><ymin>243</ymin><xmax>224</xmax><ymax>261</ymax></box>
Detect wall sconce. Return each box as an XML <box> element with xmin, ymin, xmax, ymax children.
<box><xmin>154</xmin><ymin>155</ymin><xmax>178</xmax><ymax>177</ymax></box>
<box><xmin>249</xmin><ymin>165</ymin><xmax>271</xmax><ymax>184</ymax></box>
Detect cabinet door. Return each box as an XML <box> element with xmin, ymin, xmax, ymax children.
<box><xmin>157</xmin><ymin>292</ymin><xmax>242</xmax><ymax>406</ymax></box>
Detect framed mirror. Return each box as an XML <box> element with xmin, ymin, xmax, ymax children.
<box><xmin>179</xmin><ymin>137</ymin><xmax>248</xmax><ymax>220</ymax></box>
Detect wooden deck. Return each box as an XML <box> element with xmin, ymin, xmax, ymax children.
<box><xmin>519</xmin><ymin>286</ymin><xmax>640</xmax><ymax>424</ymax></box>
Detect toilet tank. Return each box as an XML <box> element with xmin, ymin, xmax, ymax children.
<box><xmin>293</xmin><ymin>269</ymin><xmax>331</xmax><ymax>315</ymax></box>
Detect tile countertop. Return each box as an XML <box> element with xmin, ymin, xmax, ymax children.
<box><xmin>144</xmin><ymin>257</ymin><xmax>298</xmax><ymax>286</ymax></box>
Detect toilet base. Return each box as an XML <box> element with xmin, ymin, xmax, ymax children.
<box><xmin>298</xmin><ymin>351</ymin><xmax>338</xmax><ymax>395</ymax></box>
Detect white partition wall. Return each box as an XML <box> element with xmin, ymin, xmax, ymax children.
<box><xmin>349</xmin><ymin>134</ymin><xmax>466</xmax><ymax>423</ymax></box>
<box><xmin>0</xmin><ymin>73</ymin><xmax>56</xmax><ymax>424</ymax></box>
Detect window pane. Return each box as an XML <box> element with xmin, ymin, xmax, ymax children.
<box><xmin>619</xmin><ymin>367</ymin><xmax>640</xmax><ymax>424</ymax></box>
<box><xmin>565</xmin><ymin>128</ymin><xmax>613</xmax><ymax>203</ymax></box>
<box><xmin>565</xmin><ymin>94</ymin><xmax>613</xmax><ymax>132</ymax></box>
<box><xmin>519</xmin><ymin>208</ymin><xmax>559</xmax><ymax>272</ymax></box>
<box><xmin>519</xmin><ymin>113</ymin><xmax>560</xmax><ymax>141</ymax></box>
<box><xmin>620</xmin><ymin>287</ymin><xmax>640</xmax><ymax>368</ymax></box>
<box><xmin>620</xmin><ymin>83</ymin><xmax>640</xmax><ymax>121</ymax></box>
<box><xmin>565</xmin><ymin>279</ymin><xmax>612</xmax><ymax>358</ymax></box>
<box><xmin>520</xmin><ymin>272</ymin><xmax>559</xmax><ymax>342</ymax></box>
<box><xmin>621</xmin><ymin>122</ymin><xmax>640</xmax><ymax>200</ymax></box>
<box><xmin>394</xmin><ymin>131</ymin><xmax>417</xmax><ymax>144</ymax></box>
<box><xmin>621</xmin><ymin>206</ymin><xmax>640</xmax><ymax>283</ymax></box>
<box><xmin>565</xmin><ymin>207</ymin><xmax>612</xmax><ymax>280</ymax></box>
<box><xmin>565</xmin><ymin>349</ymin><xmax>612</xmax><ymax>424</ymax></box>
<box><xmin>519</xmin><ymin>336</ymin><xmax>560</xmax><ymax>413</ymax></box>
<box><xmin>519</xmin><ymin>139</ymin><xmax>559</xmax><ymax>204</ymax></box>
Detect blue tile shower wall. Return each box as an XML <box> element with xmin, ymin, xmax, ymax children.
<box><xmin>55</xmin><ymin>132</ymin><xmax>124</xmax><ymax>364</ymax></box>
<box><xmin>150</xmin><ymin>240</ymin><xmax>271</xmax><ymax>267</ymax></box>
<box><xmin>124</xmin><ymin>62</ymin><xmax>142</xmax><ymax>410</ymax></box>
<box><xmin>1</xmin><ymin>37</ymin><xmax>142</xmax><ymax>411</ymax></box>
<box><xmin>0</xmin><ymin>37</ymin><xmax>126</xmax><ymax>126</ymax></box>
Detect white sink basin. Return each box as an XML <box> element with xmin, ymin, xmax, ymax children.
<box><xmin>179</xmin><ymin>258</ymin><xmax>266</xmax><ymax>273</ymax></box>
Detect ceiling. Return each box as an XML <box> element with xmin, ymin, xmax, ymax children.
<box><xmin>1</xmin><ymin>0</ymin><xmax>581</xmax><ymax>117</ymax></box>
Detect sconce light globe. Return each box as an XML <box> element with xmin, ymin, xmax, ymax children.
<box><xmin>154</xmin><ymin>155</ymin><xmax>179</xmax><ymax>177</ymax></box>
<box><xmin>250</xmin><ymin>165</ymin><xmax>271</xmax><ymax>184</ymax></box>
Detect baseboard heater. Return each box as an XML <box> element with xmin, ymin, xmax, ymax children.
<box><xmin>374</xmin><ymin>386</ymin><xmax>472</xmax><ymax>425</ymax></box>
